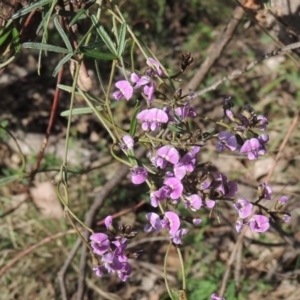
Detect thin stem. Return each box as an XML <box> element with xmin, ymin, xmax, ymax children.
<box><xmin>164</xmin><ymin>241</ymin><xmax>175</xmax><ymax>300</ymax></box>
<box><xmin>176</xmin><ymin>246</ymin><xmax>187</xmax><ymax>291</ymax></box>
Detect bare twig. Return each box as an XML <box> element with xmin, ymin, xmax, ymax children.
<box><xmin>194</xmin><ymin>41</ymin><xmax>300</xmax><ymax>98</ymax></box>
<box><xmin>183</xmin><ymin>5</ymin><xmax>245</xmax><ymax>94</ymax></box>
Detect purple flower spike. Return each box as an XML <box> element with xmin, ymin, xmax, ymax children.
<box><xmin>131</xmin><ymin>166</ymin><xmax>148</xmax><ymax>184</ymax></box>
<box><xmin>90</xmin><ymin>233</ymin><xmax>110</xmax><ymax>255</ymax></box>
<box><xmin>216</xmin><ymin>131</ymin><xmax>238</xmax><ymax>152</ymax></box>
<box><xmin>163</xmin><ymin>177</ymin><xmax>183</xmax><ymax>199</ymax></box>
<box><xmin>170</xmin><ymin>228</ymin><xmax>188</xmax><ymax>244</ymax></box>
<box><xmin>184</xmin><ymin>194</ymin><xmax>202</xmax><ymax>211</ymax></box>
<box><xmin>211</xmin><ymin>293</ymin><xmax>226</xmax><ymax>300</ymax></box>
<box><xmin>144</xmin><ymin>212</ymin><xmax>162</xmax><ymax>233</ymax></box>
<box><xmin>157</xmin><ymin>145</ymin><xmax>180</xmax><ymax>165</ymax></box>
<box><xmin>233</xmin><ymin>199</ymin><xmax>253</xmax><ymax>219</ymax></box>
<box><xmin>122</xmin><ymin>134</ymin><xmax>134</xmax><ymax>150</ymax></box>
<box><xmin>162</xmin><ymin>211</ymin><xmax>180</xmax><ymax>234</ymax></box>
<box><xmin>249</xmin><ymin>215</ymin><xmax>270</xmax><ymax>232</ymax></box>
<box><xmin>113</xmin><ymin>80</ymin><xmax>133</xmax><ymax>101</ymax></box>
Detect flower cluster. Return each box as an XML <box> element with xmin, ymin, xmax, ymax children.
<box><xmin>233</xmin><ymin>183</ymin><xmax>290</xmax><ymax>233</ymax></box>
<box><xmin>90</xmin><ymin>216</ymin><xmax>141</xmax><ymax>281</ymax></box>
<box><xmin>216</xmin><ymin>100</ymin><xmax>269</xmax><ymax>160</ymax></box>
<box><xmin>88</xmin><ymin>56</ymin><xmax>291</xmax><ymax>289</ymax></box>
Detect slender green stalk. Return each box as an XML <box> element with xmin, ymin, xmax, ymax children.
<box><xmin>164</xmin><ymin>242</ymin><xmax>175</xmax><ymax>300</ymax></box>
<box><xmin>176</xmin><ymin>247</ymin><xmax>187</xmax><ymax>291</ymax></box>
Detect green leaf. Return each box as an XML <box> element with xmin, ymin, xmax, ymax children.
<box><xmin>91</xmin><ymin>15</ymin><xmax>117</xmax><ymax>56</ymax></box>
<box><xmin>52</xmin><ymin>52</ymin><xmax>73</xmax><ymax>77</ymax></box>
<box><xmin>36</xmin><ymin>3</ymin><xmax>52</xmax><ymax>35</ymax></box>
<box><xmin>0</xmin><ymin>175</ymin><xmax>19</xmax><ymax>187</ymax></box>
<box><xmin>0</xmin><ymin>27</ymin><xmax>12</xmax><ymax>47</ymax></box>
<box><xmin>12</xmin><ymin>0</ymin><xmax>54</xmax><ymax>19</ymax></box>
<box><xmin>69</xmin><ymin>0</ymin><xmax>96</xmax><ymax>27</ymax></box>
<box><xmin>167</xmin><ymin>124</ymin><xmax>186</xmax><ymax>134</ymax></box>
<box><xmin>129</xmin><ymin>102</ymin><xmax>140</xmax><ymax>136</ymax></box>
<box><xmin>12</xmin><ymin>27</ymin><xmax>21</xmax><ymax>52</ymax></box>
<box><xmin>117</xmin><ymin>22</ymin><xmax>127</xmax><ymax>57</ymax></box>
<box><xmin>53</xmin><ymin>16</ymin><xmax>73</xmax><ymax>52</ymax></box>
<box><xmin>79</xmin><ymin>46</ymin><xmax>117</xmax><ymax>60</ymax></box>
<box><xmin>57</xmin><ymin>84</ymin><xmax>105</xmax><ymax>103</ymax></box>
<box><xmin>60</xmin><ymin>106</ymin><xmax>104</xmax><ymax>117</ymax></box>
<box><xmin>22</xmin><ymin>42</ymin><xmax>70</xmax><ymax>53</ymax></box>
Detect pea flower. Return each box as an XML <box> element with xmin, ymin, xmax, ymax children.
<box><xmin>90</xmin><ymin>233</ymin><xmax>110</xmax><ymax>255</ymax></box>
<box><xmin>216</xmin><ymin>131</ymin><xmax>238</xmax><ymax>152</ymax></box>
<box><xmin>113</xmin><ymin>80</ymin><xmax>133</xmax><ymax>101</ymax></box>
<box><xmin>249</xmin><ymin>215</ymin><xmax>270</xmax><ymax>232</ymax></box>
<box><xmin>170</xmin><ymin>228</ymin><xmax>188</xmax><ymax>244</ymax></box>
<box><xmin>161</xmin><ymin>211</ymin><xmax>180</xmax><ymax>234</ymax></box>
<box><xmin>144</xmin><ymin>212</ymin><xmax>162</xmax><ymax>233</ymax></box>
<box><xmin>137</xmin><ymin>108</ymin><xmax>169</xmax><ymax>131</ymax></box>
<box><xmin>131</xmin><ymin>166</ymin><xmax>148</xmax><ymax>184</ymax></box>
<box><xmin>233</xmin><ymin>199</ymin><xmax>253</xmax><ymax>219</ymax></box>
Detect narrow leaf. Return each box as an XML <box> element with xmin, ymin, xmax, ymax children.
<box><xmin>0</xmin><ymin>28</ymin><xmax>12</xmax><ymax>47</ymax></box>
<box><xmin>12</xmin><ymin>0</ymin><xmax>54</xmax><ymax>19</ymax></box>
<box><xmin>129</xmin><ymin>102</ymin><xmax>140</xmax><ymax>136</ymax></box>
<box><xmin>12</xmin><ymin>27</ymin><xmax>21</xmax><ymax>52</ymax></box>
<box><xmin>22</xmin><ymin>42</ymin><xmax>70</xmax><ymax>53</ymax></box>
<box><xmin>117</xmin><ymin>22</ymin><xmax>127</xmax><ymax>57</ymax></box>
<box><xmin>79</xmin><ymin>46</ymin><xmax>117</xmax><ymax>60</ymax></box>
<box><xmin>0</xmin><ymin>175</ymin><xmax>19</xmax><ymax>187</ymax></box>
<box><xmin>52</xmin><ymin>52</ymin><xmax>73</xmax><ymax>77</ymax></box>
<box><xmin>69</xmin><ymin>0</ymin><xmax>96</xmax><ymax>27</ymax></box>
<box><xmin>60</xmin><ymin>106</ymin><xmax>104</xmax><ymax>117</ymax></box>
<box><xmin>54</xmin><ymin>16</ymin><xmax>73</xmax><ymax>52</ymax></box>
<box><xmin>91</xmin><ymin>15</ymin><xmax>117</xmax><ymax>56</ymax></box>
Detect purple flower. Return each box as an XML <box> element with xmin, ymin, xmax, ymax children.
<box><xmin>90</xmin><ymin>233</ymin><xmax>110</xmax><ymax>255</ymax></box>
<box><xmin>170</xmin><ymin>228</ymin><xmax>188</xmax><ymax>244</ymax></box>
<box><xmin>121</xmin><ymin>134</ymin><xmax>134</xmax><ymax>150</ymax></box>
<box><xmin>147</xmin><ymin>58</ymin><xmax>163</xmax><ymax>76</ymax></box>
<box><xmin>118</xmin><ymin>262</ymin><xmax>132</xmax><ymax>281</ymax></box>
<box><xmin>131</xmin><ymin>166</ymin><xmax>148</xmax><ymax>184</ymax></box>
<box><xmin>282</xmin><ymin>214</ymin><xmax>291</xmax><ymax>223</ymax></box>
<box><xmin>216</xmin><ymin>131</ymin><xmax>238</xmax><ymax>152</ymax></box>
<box><xmin>157</xmin><ymin>145</ymin><xmax>180</xmax><ymax>166</ymax></box>
<box><xmin>175</xmin><ymin>103</ymin><xmax>197</xmax><ymax>121</ymax></box>
<box><xmin>257</xmin><ymin>183</ymin><xmax>272</xmax><ymax>200</ymax></box>
<box><xmin>249</xmin><ymin>215</ymin><xmax>270</xmax><ymax>232</ymax></box>
<box><xmin>163</xmin><ymin>177</ymin><xmax>183</xmax><ymax>199</ymax></box>
<box><xmin>256</xmin><ymin>115</ymin><xmax>268</xmax><ymax>131</ymax></box>
<box><xmin>104</xmin><ymin>216</ymin><xmax>113</xmax><ymax>230</ymax></box>
<box><xmin>161</xmin><ymin>211</ymin><xmax>180</xmax><ymax>234</ymax></box>
<box><xmin>150</xmin><ymin>186</ymin><xmax>171</xmax><ymax>207</ymax></box>
<box><xmin>233</xmin><ymin>199</ymin><xmax>253</xmax><ymax>219</ymax></box>
<box><xmin>137</xmin><ymin>108</ymin><xmax>169</xmax><ymax>131</ymax></box>
<box><xmin>102</xmin><ymin>252</ymin><xmax>122</xmax><ymax>273</ymax></box>
<box><xmin>144</xmin><ymin>212</ymin><xmax>162</xmax><ymax>233</ymax></box>
<box><xmin>174</xmin><ymin>146</ymin><xmax>200</xmax><ymax>179</ymax></box>
<box><xmin>93</xmin><ymin>265</ymin><xmax>103</xmax><ymax>277</ymax></box>
<box><xmin>211</xmin><ymin>293</ymin><xmax>225</xmax><ymax>300</ymax></box>
<box><xmin>235</xmin><ymin>219</ymin><xmax>244</xmax><ymax>233</ymax></box>
<box><xmin>240</xmin><ymin>137</ymin><xmax>267</xmax><ymax>160</ymax></box>
<box><xmin>275</xmin><ymin>196</ymin><xmax>289</xmax><ymax>210</ymax></box>
<box><xmin>183</xmin><ymin>194</ymin><xmax>202</xmax><ymax>211</ymax></box>
<box><xmin>113</xmin><ymin>80</ymin><xmax>133</xmax><ymax>101</ymax></box>
<box><xmin>193</xmin><ymin>218</ymin><xmax>202</xmax><ymax>225</ymax></box>
<box><xmin>214</xmin><ymin>173</ymin><xmax>238</xmax><ymax>198</ymax></box>
<box><xmin>131</xmin><ymin>73</ymin><xmax>150</xmax><ymax>88</ymax></box>
<box><xmin>143</xmin><ymin>81</ymin><xmax>156</xmax><ymax>103</ymax></box>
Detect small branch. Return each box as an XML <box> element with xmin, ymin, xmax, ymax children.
<box><xmin>194</xmin><ymin>41</ymin><xmax>300</xmax><ymax>98</ymax></box>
